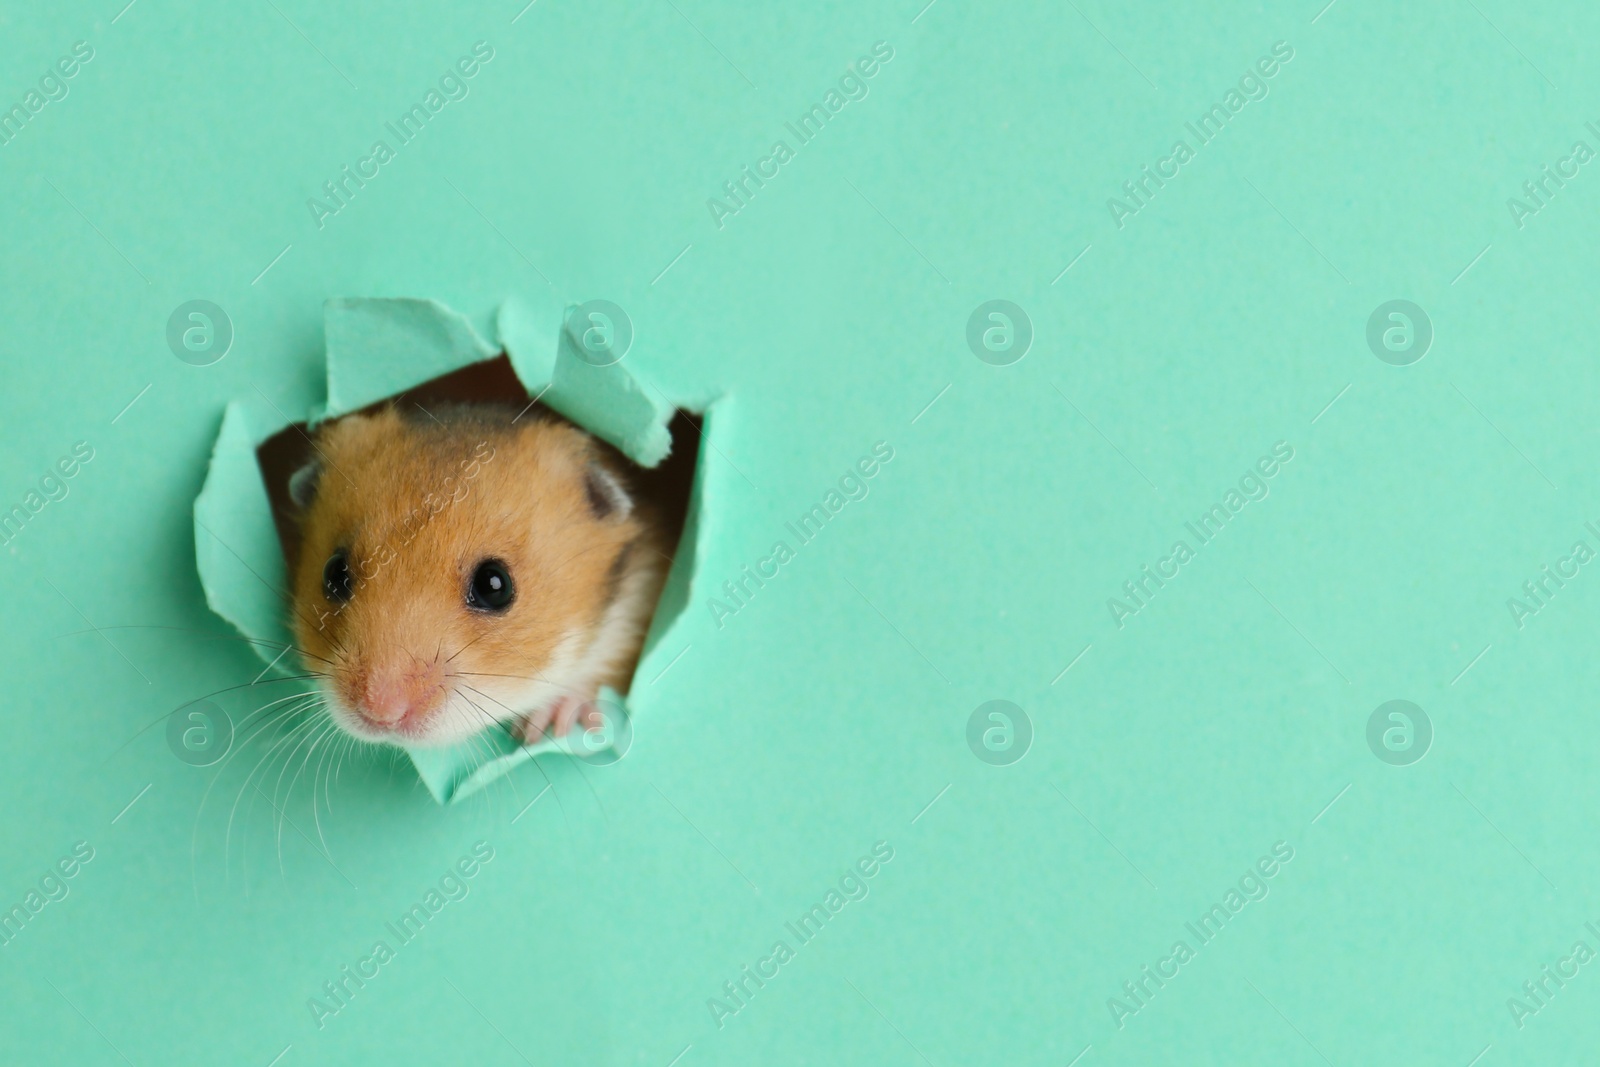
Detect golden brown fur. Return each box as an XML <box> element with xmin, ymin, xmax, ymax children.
<box><xmin>290</xmin><ymin>404</ymin><xmax>668</xmax><ymax>747</ymax></box>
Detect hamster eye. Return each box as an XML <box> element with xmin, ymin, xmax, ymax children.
<box><xmin>467</xmin><ymin>559</ymin><xmax>514</xmax><ymax>612</ymax></box>
<box><xmin>323</xmin><ymin>551</ymin><xmax>355</xmax><ymax>603</ymax></box>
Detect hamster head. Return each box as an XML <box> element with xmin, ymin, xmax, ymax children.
<box><xmin>288</xmin><ymin>404</ymin><xmax>655</xmax><ymax>747</ymax></box>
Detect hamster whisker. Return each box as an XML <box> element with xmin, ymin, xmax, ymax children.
<box><xmin>53</xmin><ymin>625</ymin><xmax>340</xmax><ymax>669</ymax></box>
<box><xmin>457</xmin><ymin>684</ymin><xmax>521</xmax><ymax>723</ymax></box>
<box><xmin>309</xmin><ymin>733</ymin><xmax>333</xmax><ymax>853</ymax></box>
<box><xmin>103</xmin><ymin>673</ymin><xmax>329</xmax><ymax>768</ymax></box>
<box><xmin>459</xmin><ymin>676</ymin><xmax>590</xmax><ymax>803</ymax></box>
<box><xmin>232</xmin><ymin>710</ymin><xmax>310</xmax><ymax>876</ymax></box>
<box><xmin>455</xmin><ymin>671</ymin><xmax>586</xmax><ymax>696</ymax></box>
<box><xmin>256</xmin><ymin>711</ymin><xmax>336</xmax><ymax>886</ymax></box>
<box><xmin>329</xmin><ymin>731</ymin><xmax>355</xmax><ymax>800</ymax></box>
<box><xmin>449</xmin><ymin>694</ymin><xmax>493</xmax><ymax>776</ymax></box>
<box><xmin>455</xmin><ymin>686</ymin><xmax>567</xmax><ymax>822</ymax></box>
<box><xmin>329</xmin><ymin>730</ymin><xmax>360</xmax><ymax>817</ymax></box>
<box><xmin>462</xmin><ymin>682</ymin><xmax>614</xmax><ymax>822</ymax></box>
<box><xmin>233</xmin><ymin>707</ymin><xmax>323</xmax><ymax>833</ymax></box>
<box><xmin>190</xmin><ymin>540</ymin><xmax>350</xmax><ymax>660</ymax></box>
<box><xmin>191</xmin><ymin>689</ymin><xmax>321</xmax><ymax>896</ymax></box>
<box><xmin>178</xmin><ymin>673</ymin><xmax>330</xmax><ymax>714</ymax></box>
<box><xmin>194</xmin><ymin>690</ymin><xmax>322</xmax><ymax>816</ymax></box>
<box><xmin>445</xmin><ymin>630</ymin><xmax>493</xmax><ymax>663</ymax></box>
<box><xmin>284</xmin><ymin>718</ymin><xmax>340</xmax><ymax>870</ymax></box>
<box><xmin>467</xmin><ymin>695</ymin><xmax>530</xmax><ymax>822</ymax></box>
<box><xmin>325</xmin><ymin>730</ymin><xmax>356</xmax><ymax>817</ymax></box>
<box><xmin>454</xmin><ymin>688</ymin><xmax>512</xmax><ymax>735</ymax></box>
<box><xmin>225</xmin><ymin>710</ymin><xmax>322</xmax><ymax>888</ymax></box>
<box><xmin>330</xmin><ymin>734</ymin><xmax>349</xmax><ymax>812</ymax></box>
<box><xmin>268</xmin><ymin>585</ymin><xmax>351</xmax><ymax>659</ymax></box>
<box><xmin>270</xmin><ymin>713</ymin><xmax>334</xmax><ymax>838</ymax></box>
<box><xmin>441</xmin><ymin>693</ymin><xmax>497</xmax><ymax>787</ymax></box>
<box><xmin>219</xmin><ymin>691</ymin><xmax>331</xmax><ymax>790</ymax></box>
<box><xmin>239</xmin><ymin>687</ymin><xmax>331</xmax><ymax>729</ymax></box>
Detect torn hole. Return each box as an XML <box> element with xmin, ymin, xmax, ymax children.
<box><xmin>194</xmin><ymin>297</ymin><xmax>712</xmax><ymax>803</ymax></box>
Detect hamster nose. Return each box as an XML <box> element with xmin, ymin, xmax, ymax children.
<box><xmin>357</xmin><ymin>666</ymin><xmax>442</xmax><ymax>730</ymax></box>
<box><xmin>359</xmin><ymin>680</ymin><xmax>411</xmax><ymax>727</ymax></box>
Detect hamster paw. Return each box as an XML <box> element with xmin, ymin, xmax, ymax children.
<box><xmin>516</xmin><ymin>699</ymin><xmax>559</xmax><ymax>744</ymax></box>
<box><xmin>517</xmin><ymin>695</ymin><xmax>601</xmax><ymax>744</ymax></box>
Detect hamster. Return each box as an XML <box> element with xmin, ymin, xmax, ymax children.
<box><xmin>287</xmin><ymin>402</ymin><xmax>669</xmax><ymax>748</ymax></box>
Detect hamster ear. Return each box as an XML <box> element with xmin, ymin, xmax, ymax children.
<box><xmin>288</xmin><ymin>459</ymin><xmax>323</xmax><ymax>510</ymax></box>
<box><xmin>583</xmin><ymin>461</ymin><xmax>632</xmax><ymax>522</ymax></box>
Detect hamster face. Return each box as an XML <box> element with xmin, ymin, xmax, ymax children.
<box><xmin>289</xmin><ymin>405</ymin><xmax>651</xmax><ymax>748</ymax></box>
